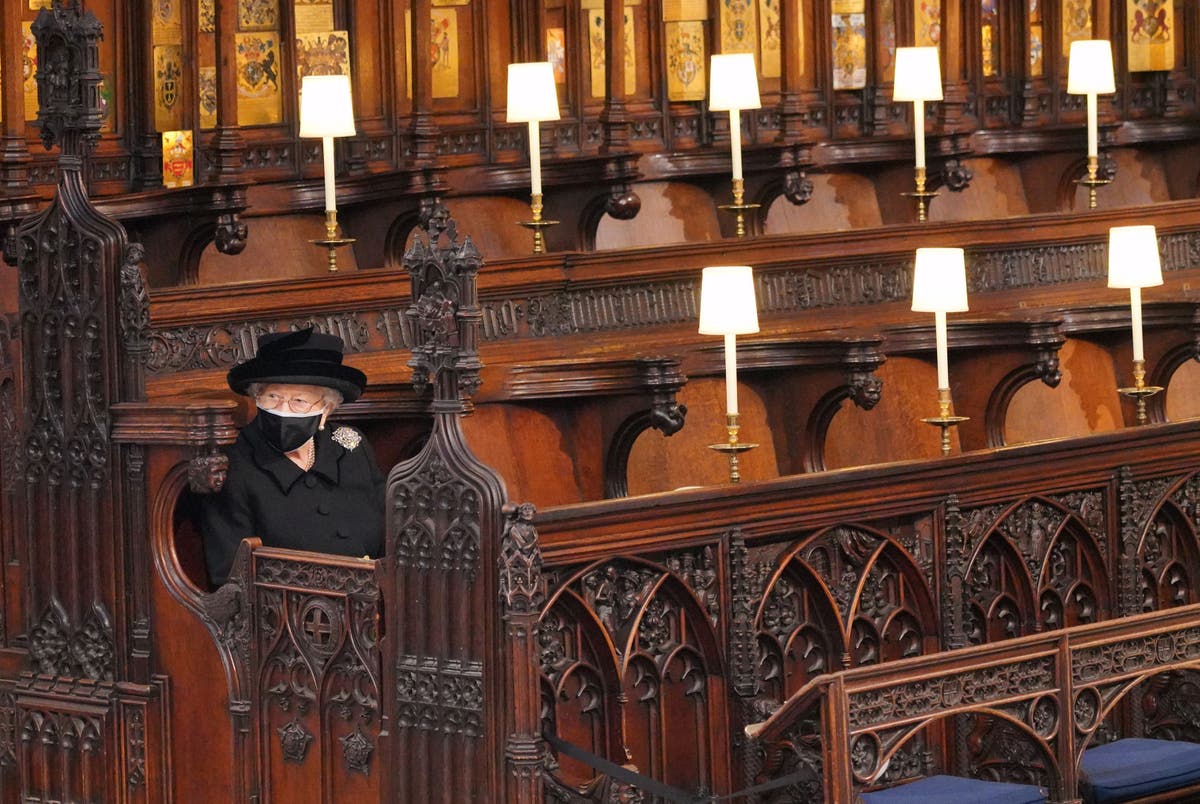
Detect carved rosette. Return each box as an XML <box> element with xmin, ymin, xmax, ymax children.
<box><xmin>278</xmin><ymin>720</ymin><xmax>314</xmax><ymax>763</ymax></box>
<box><xmin>339</xmin><ymin>729</ymin><xmax>373</xmax><ymax>775</ymax></box>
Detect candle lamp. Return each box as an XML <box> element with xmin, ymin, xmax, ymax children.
<box><xmin>709</xmin><ymin>54</ymin><xmax>761</xmax><ymax>238</ymax></box>
<box><xmin>912</xmin><ymin>247</ymin><xmax>970</xmax><ymax>455</ymax></box>
<box><xmin>1067</xmin><ymin>40</ymin><xmax>1116</xmax><ymax>209</ymax></box>
<box><xmin>507</xmin><ymin>62</ymin><xmax>561</xmax><ymax>254</ymax></box>
<box><xmin>893</xmin><ymin>47</ymin><xmax>942</xmax><ymax>222</ymax></box>
<box><xmin>699</xmin><ymin>266</ymin><xmax>760</xmax><ymax>483</ymax></box>
<box><xmin>1109</xmin><ymin>224</ymin><xmax>1163</xmax><ymax>424</ymax></box>
<box><xmin>299</xmin><ymin>74</ymin><xmax>357</xmax><ymax>272</ymax></box>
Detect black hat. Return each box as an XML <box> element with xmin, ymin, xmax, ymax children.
<box><xmin>227</xmin><ymin>328</ymin><xmax>367</xmax><ymax>403</ymax></box>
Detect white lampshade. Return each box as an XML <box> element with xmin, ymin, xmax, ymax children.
<box><xmin>893</xmin><ymin>47</ymin><xmax>943</xmax><ymax>102</ymax></box>
<box><xmin>709</xmin><ymin>53</ymin><xmax>761</xmax><ymax>111</ymax></box>
<box><xmin>299</xmin><ymin>75</ymin><xmax>356</xmax><ymax>138</ymax></box>
<box><xmin>699</xmin><ymin>266</ymin><xmax>760</xmax><ymax>335</ymax></box>
<box><xmin>506</xmin><ymin>62</ymin><xmax>561</xmax><ymax>123</ymax></box>
<box><xmin>1108</xmin><ymin>225</ymin><xmax>1163</xmax><ymax>288</ymax></box>
<box><xmin>1067</xmin><ymin>40</ymin><xmax>1116</xmax><ymax>95</ymax></box>
<box><xmin>912</xmin><ymin>248</ymin><xmax>969</xmax><ymax>312</ymax></box>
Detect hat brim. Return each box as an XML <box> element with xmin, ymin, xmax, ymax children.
<box><xmin>228</xmin><ymin>359</ymin><xmax>366</xmax><ymax>403</ymax></box>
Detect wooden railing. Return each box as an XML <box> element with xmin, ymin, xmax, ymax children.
<box><xmin>529</xmin><ymin>419</ymin><xmax>1200</xmax><ymax>801</ymax></box>
<box><xmin>747</xmin><ymin>602</ymin><xmax>1200</xmax><ymax>802</ymax></box>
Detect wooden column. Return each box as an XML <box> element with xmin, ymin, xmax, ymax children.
<box><xmin>777</xmin><ymin>0</ymin><xmax>807</xmax><ymax>142</ymax></box>
<box><xmin>0</xmin><ymin>0</ymin><xmax>30</xmax><ymax>190</ymax></box>
<box><xmin>208</xmin><ymin>0</ymin><xmax>245</xmax><ymax>177</ymax></box>
<box><xmin>499</xmin><ymin>504</ymin><xmax>547</xmax><ymax>804</ymax></box>
<box><xmin>599</xmin><ymin>0</ymin><xmax>630</xmax><ymax>152</ymax></box>
<box><xmin>408</xmin><ymin>0</ymin><xmax>440</xmax><ymax>167</ymax></box>
<box><xmin>128</xmin><ymin>0</ymin><xmax>162</xmax><ymax>189</ymax></box>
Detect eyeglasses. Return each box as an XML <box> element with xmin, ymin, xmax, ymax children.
<box><xmin>257</xmin><ymin>391</ymin><xmax>323</xmax><ymax>414</ymax></box>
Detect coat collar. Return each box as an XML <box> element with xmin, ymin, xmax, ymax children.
<box><xmin>244</xmin><ymin>419</ymin><xmax>343</xmax><ymax>493</ymax></box>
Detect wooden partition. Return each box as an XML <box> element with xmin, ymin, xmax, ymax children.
<box><xmin>530</xmin><ymin>420</ymin><xmax>1200</xmax><ymax>799</ymax></box>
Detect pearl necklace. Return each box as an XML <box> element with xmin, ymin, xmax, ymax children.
<box><xmin>294</xmin><ymin>439</ymin><xmax>315</xmax><ymax>472</ymax></box>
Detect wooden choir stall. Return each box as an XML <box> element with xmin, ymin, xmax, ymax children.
<box><xmin>8</xmin><ymin>1</ymin><xmax>1200</xmax><ymax>803</ymax></box>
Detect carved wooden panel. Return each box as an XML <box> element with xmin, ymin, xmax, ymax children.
<box><xmin>539</xmin><ymin>554</ymin><xmax>730</xmax><ymax>798</ymax></box>
<box><xmin>754</xmin><ymin>524</ymin><xmax>939</xmax><ymax>703</ymax></box>
<box><xmin>252</xmin><ymin>556</ymin><xmax>381</xmax><ymax>802</ymax></box>
<box><xmin>959</xmin><ymin>496</ymin><xmax>1110</xmax><ymax>640</ymax></box>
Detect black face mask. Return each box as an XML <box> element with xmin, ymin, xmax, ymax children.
<box><xmin>256</xmin><ymin>407</ymin><xmax>322</xmax><ymax>453</ymax></box>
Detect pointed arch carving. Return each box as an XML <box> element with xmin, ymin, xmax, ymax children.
<box><xmin>1132</xmin><ymin>471</ymin><xmax>1200</xmax><ymax>613</ymax></box>
<box><xmin>964</xmin><ymin>532</ymin><xmax>1035</xmax><ymax>644</ymax></box>
<box><xmin>963</xmin><ymin>496</ymin><xmax>1110</xmax><ymax>637</ymax></box>
<box><xmin>756</xmin><ymin>524</ymin><xmax>939</xmax><ymax>701</ymax></box>
<box><xmin>539</xmin><ymin>555</ymin><xmax>728</xmax><ymax>797</ymax></box>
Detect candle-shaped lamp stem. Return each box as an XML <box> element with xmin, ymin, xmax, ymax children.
<box><xmin>913</xmin><ymin>98</ymin><xmax>926</xmax><ymax>170</ymax></box>
<box><xmin>527</xmin><ymin>119</ymin><xmax>542</xmax><ymax>197</ymax></box>
<box><xmin>1086</xmin><ymin>93</ymin><xmax>1099</xmax><ymax>159</ymax></box>
<box><xmin>723</xmin><ymin>332</ymin><xmax>739</xmax><ymax>415</ymax></box>
<box><xmin>934</xmin><ymin>309</ymin><xmax>949</xmax><ymax>389</ymax></box>
<box><xmin>729</xmin><ymin>109</ymin><xmax>742</xmax><ymax>181</ymax></box>
<box><xmin>1130</xmin><ymin>286</ymin><xmax>1144</xmax><ymax>362</ymax></box>
<box><xmin>321</xmin><ymin>135</ymin><xmax>336</xmax><ymax>213</ymax></box>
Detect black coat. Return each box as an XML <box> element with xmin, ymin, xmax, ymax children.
<box><xmin>201</xmin><ymin>418</ymin><xmax>385</xmax><ymax>586</ymax></box>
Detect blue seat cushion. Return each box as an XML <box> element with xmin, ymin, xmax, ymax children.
<box><xmin>1080</xmin><ymin>738</ymin><xmax>1200</xmax><ymax>804</ymax></box>
<box><xmin>860</xmin><ymin>774</ymin><xmax>1047</xmax><ymax>804</ymax></box>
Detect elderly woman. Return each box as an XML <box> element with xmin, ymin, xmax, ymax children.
<box><xmin>201</xmin><ymin>328</ymin><xmax>385</xmax><ymax>586</ymax></box>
